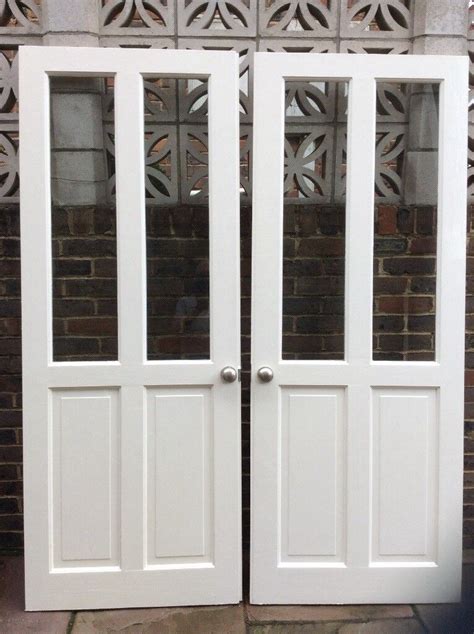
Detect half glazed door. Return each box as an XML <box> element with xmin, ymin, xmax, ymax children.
<box><xmin>251</xmin><ymin>53</ymin><xmax>468</xmax><ymax>604</ymax></box>
<box><xmin>20</xmin><ymin>47</ymin><xmax>241</xmax><ymax>610</ymax></box>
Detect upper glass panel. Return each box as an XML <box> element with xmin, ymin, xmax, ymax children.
<box><xmin>372</xmin><ymin>82</ymin><xmax>439</xmax><ymax>361</ymax></box>
<box><xmin>51</xmin><ymin>76</ymin><xmax>118</xmax><ymax>362</ymax></box>
<box><xmin>144</xmin><ymin>77</ymin><xmax>210</xmax><ymax>360</ymax></box>
<box><xmin>282</xmin><ymin>79</ymin><xmax>347</xmax><ymax>360</ymax></box>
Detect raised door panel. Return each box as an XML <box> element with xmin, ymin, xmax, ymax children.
<box><xmin>371</xmin><ymin>388</ymin><xmax>438</xmax><ymax>563</ymax></box>
<box><xmin>146</xmin><ymin>387</ymin><xmax>213</xmax><ymax>566</ymax></box>
<box><xmin>280</xmin><ymin>388</ymin><xmax>346</xmax><ymax>564</ymax></box>
<box><xmin>52</xmin><ymin>389</ymin><xmax>120</xmax><ymax>569</ymax></box>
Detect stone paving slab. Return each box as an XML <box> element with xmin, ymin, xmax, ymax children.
<box><xmin>71</xmin><ymin>604</ymin><xmax>246</xmax><ymax>633</ymax></box>
<box><xmin>248</xmin><ymin>619</ymin><xmax>425</xmax><ymax>634</ymax></box>
<box><xmin>245</xmin><ymin>603</ymin><xmax>414</xmax><ymax>623</ymax></box>
<box><xmin>0</xmin><ymin>556</ymin><xmax>72</xmax><ymax>634</ymax></box>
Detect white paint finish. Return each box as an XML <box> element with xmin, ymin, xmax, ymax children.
<box><xmin>20</xmin><ymin>46</ymin><xmax>241</xmax><ymax>610</ymax></box>
<box><xmin>372</xmin><ymin>389</ymin><xmax>437</xmax><ymax>561</ymax></box>
<box><xmin>53</xmin><ymin>389</ymin><xmax>119</xmax><ymax>566</ymax></box>
<box><xmin>146</xmin><ymin>389</ymin><xmax>212</xmax><ymax>563</ymax></box>
<box><xmin>282</xmin><ymin>389</ymin><xmax>345</xmax><ymax>562</ymax></box>
<box><xmin>251</xmin><ymin>53</ymin><xmax>468</xmax><ymax>604</ymax></box>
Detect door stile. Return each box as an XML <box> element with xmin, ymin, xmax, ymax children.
<box><xmin>20</xmin><ymin>59</ymin><xmax>52</xmax><ymax>604</ymax></box>
<box><xmin>250</xmin><ymin>58</ymin><xmax>285</xmax><ymax>602</ymax></box>
<box><xmin>115</xmin><ymin>71</ymin><xmax>147</xmax><ymax>369</ymax></box>
<box><xmin>435</xmin><ymin>70</ymin><xmax>467</xmax><ymax>580</ymax></box>
<box><xmin>344</xmin><ymin>77</ymin><xmax>376</xmax><ymax>569</ymax></box>
<box><xmin>207</xmin><ymin>63</ymin><xmax>241</xmax><ymax>369</ymax></box>
<box><xmin>114</xmin><ymin>71</ymin><xmax>147</xmax><ymax>571</ymax></box>
<box><xmin>206</xmin><ymin>60</ymin><xmax>242</xmax><ymax>587</ymax></box>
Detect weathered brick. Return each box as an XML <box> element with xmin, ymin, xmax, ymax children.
<box><xmin>283</xmin><ymin>335</ymin><xmax>324</xmax><ymax>353</ymax></box>
<box><xmin>61</xmin><ymin>238</ymin><xmax>116</xmax><ymax>257</ymax></box>
<box><xmin>396</xmin><ymin>206</ymin><xmax>415</xmax><ymax>234</ymax></box>
<box><xmin>373</xmin><ymin>277</ymin><xmax>408</xmax><ymax>294</ymax></box>
<box><xmin>0</xmin><ymin>514</ymin><xmax>22</xmax><ymax>530</ymax></box>
<box><xmin>66</xmin><ymin>318</ymin><xmax>117</xmax><ymax>336</ymax></box>
<box><xmin>377</xmin><ymin>205</ymin><xmax>398</xmax><ymax>235</ymax></box>
<box><xmin>378</xmin><ymin>334</ymin><xmax>433</xmax><ymax>351</ymax></box>
<box><xmin>407</xmin><ymin>315</ymin><xmax>436</xmax><ymax>332</ymax></box>
<box><xmin>373</xmin><ymin>316</ymin><xmax>405</xmax><ymax>332</ymax></box>
<box><xmin>170</xmin><ymin>207</ymin><xmax>194</xmax><ymax>237</ymax></box>
<box><xmin>298</xmin><ymin>238</ymin><xmax>344</xmax><ymax>257</ymax></box>
<box><xmin>409</xmin><ymin>237</ymin><xmax>436</xmax><ymax>255</ymax></box>
<box><xmin>283</xmin><ymin>259</ymin><xmax>323</xmax><ymax>277</ymax></box>
<box><xmin>296</xmin><ymin>277</ymin><xmax>343</xmax><ymax>296</ymax></box>
<box><xmin>0</xmin><ymin>238</ymin><xmax>20</xmax><ymax>258</ymax></box>
<box><xmin>295</xmin><ymin>315</ymin><xmax>344</xmax><ymax>334</ymax></box>
<box><xmin>416</xmin><ymin>206</ymin><xmax>436</xmax><ymax>235</ymax></box>
<box><xmin>383</xmin><ymin>257</ymin><xmax>436</xmax><ymax>276</ymax></box>
<box><xmin>64</xmin><ymin>278</ymin><xmax>117</xmax><ymax>297</ymax></box>
<box><xmin>66</xmin><ymin>207</ymin><xmax>95</xmax><ymax>235</ymax></box>
<box><xmin>53</xmin><ymin>298</ymin><xmax>95</xmax><ymax>317</ymax></box>
<box><xmin>54</xmin><ymin>259</ymin><xmax>92</xmax><ymax>276</ymax></box>
<box><xmin>0</xmin><ymin>498</ymin><xmax>19</xmax><ymax>514</ymax></box>
<box><xmin>54</xmin><ymin>337</ymin><xmax>100</xmax><ymax>356</ymax></box>
<box><xmin>374</xmin><ymin>237</ymin><xmax>407</xmax><ymax>255</ymax></box>
<box><xmin>410</xmin><ymin>276</ymin><xmax>436</xmax><ymax>293</ymax></box>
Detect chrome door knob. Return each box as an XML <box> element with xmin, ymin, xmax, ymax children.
<box><xmin>257</xmin><ymin>366</ymin><xmax>273</xmax><ymax>382</ymax></box>
<box><xmin>221</xmin><ymin>366</ymin><xmax>238</xmax><ymax>383</ymax></box>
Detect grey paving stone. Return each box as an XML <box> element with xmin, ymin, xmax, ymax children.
<box><xmin>246</xmin><ymin>604</ymin><xmax>413</xmax><ymax>623</ymax></box>
<box><xmin>0</xmin><ymin>556</ymin><xmax>72</xmax><ymax>634</ymax></box>
<box><xmin>249</xmin><ymin>625</ymin><xmax>340</xmax><ymax>634</ymax></box>
<box><xmin>71</xmin><ymin>603</ymin><xmax>245</xmax><ymax>633</ymax></box>
<box><xmin>339</xmin><ymin>619</ymin><xmax>425</xmax><ymax>633</ymax></box>
<box><xmin>249</xmin><ymin>621</ymin><xmax>424</xmax><ymax>634</ymax></box>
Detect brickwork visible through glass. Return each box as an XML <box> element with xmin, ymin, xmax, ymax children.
<box><xmin>51</xmin><ymin>76</ymin><xmax>118</xmax><ymax>361</ymax></box>
<box><xmin>373</xmin><ymin>82</ymin><xmax>439</xmax><ymax>361</ymax></box>
<box><xmin>145</xmin><ymin>77</ymin><xmax>210</xmax><ymax>360</ymax></box>
<box><xmin>282</xmin><ymin>80</ymin><xmax>347</xmax><ymax>360</ymax></box>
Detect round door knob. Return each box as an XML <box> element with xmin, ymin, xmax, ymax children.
<box><xmin>257</xmin><ymin>366</ymin><xmax>273</xmax><ymax>382</ymax></box>
<box><xmin>221</xmin><ymin>366</ymin><xmax>237</xmax><ymax>383</ymax></box>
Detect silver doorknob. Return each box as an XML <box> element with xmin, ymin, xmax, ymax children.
<box><xmin>257</xmin><ymin>366</ymin><xmax>273</xmax><ymax>382</ymax></box>
<box><xmin>221</xmin><ymin>366</ymin><xmax>238</xmax><ymax>383</ymax></box>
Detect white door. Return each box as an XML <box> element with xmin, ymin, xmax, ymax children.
<box><xmin>20</xmin><ymin>47</ymin><xmax>241</xmax><ymax>610</ymax></box>
<box><xmin>251</xmin><ymin>53</ymin><xmax>468</xmax><ymax>604</ymax></box>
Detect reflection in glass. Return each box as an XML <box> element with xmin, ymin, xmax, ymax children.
<box><xmin>51</xmin><ymin>76</ymin><xmax>118</xmax><ymax>361</ymax></box>
<box><xmin>373</xmin><ymin>83</ymin><xmax>438</xmax><ymax>361</ymax></box>
<box><xmin>282</xmin><ymin>80</ymin><xmax>347</xmax><ymax>360</ymax></box>
<box><xmin>145</xmin><ymin>77</ymin><xmax>210</xmax><ymax>360</ymax></box>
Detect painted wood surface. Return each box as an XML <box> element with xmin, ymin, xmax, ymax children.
<box><xmin>20</xmin><ymin>46</ymin><xmax>241</xmax><ymax>610</ymax></box>
<box><xmin>250</xmin><ymin>53</ymin><xmax>468</xmax><ymax>604</ymax></box>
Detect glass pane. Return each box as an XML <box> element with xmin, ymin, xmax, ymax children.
<box><xmin>145</xmin><ymin>77</ymin><xmax>210</xmax><ymax>360</ymax></box>
<box><xmin>51</xmin><ymin>76</ymin><xmax>118</xmax><ymax>361</ymax></box>
<box><xmin>373</xmin><ymin>82</ymin><xmax>438</xmax><ymax>361</ymax></box>
<box><xmin>282</xmin><ymin>80</ymin><xmax>347</xmax><ymax>360</ymax></box>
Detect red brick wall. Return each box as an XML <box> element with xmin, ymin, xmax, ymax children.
<box><xmin>0</xmin><ymin>203</ymin><xmax>472</xmax><ymax>550</ymax></box>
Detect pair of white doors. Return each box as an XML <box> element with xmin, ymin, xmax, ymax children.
<box><xmin>20</xmin><ymin>47</ymin><xmax>467</xmax><ymax>610</ymax></box>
